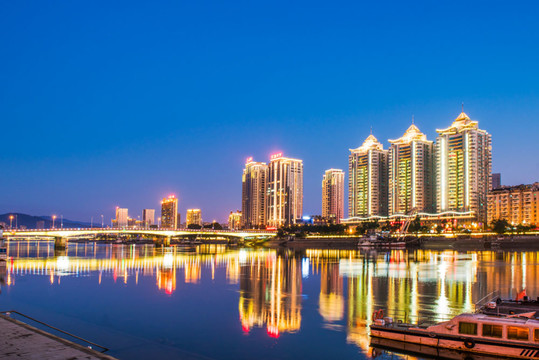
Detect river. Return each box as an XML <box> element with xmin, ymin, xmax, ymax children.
<box><xmin>0</xmin><ymin>241</ymin><xmax>537</xmax><ymax>359</ymax></box>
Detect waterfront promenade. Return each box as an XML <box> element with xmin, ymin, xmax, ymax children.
<box><xmin>0</xmin><ymin>314</ymin><xmax>117</xmax><ymax>360</ymax></box>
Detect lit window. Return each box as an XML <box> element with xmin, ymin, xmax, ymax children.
<box><xmin>482</xmin><ymin>324</ymin><xmax>503</xmax><ymax>338</ymax></box>
<box><xmin>459</xmin><ymin>322</ymin><xmax>477</xmax><ymax>335</ymax></box>
<box><xmin>508</xmin><ymin>327</ymin><xmax>529</xmax><ymax>341</ymax></box>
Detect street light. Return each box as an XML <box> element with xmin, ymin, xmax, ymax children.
<box><xmin>52</xmin><ymin>215</ymin><xmax>57</xmax><ymax>229</ymax></box>
<box><xmin>158</xmin><ymin>217</ymin><xmax>161</xmax><ymax>228</ymax></box>
<box><xmin>101</xmin><ymin>214</ymin><xmax>104</xmax><ymax>228</ymax></box>
<box><xmin>9</xmin><ymin>215</ymin><xmax>14</xmax><ymax>229</ymax></box>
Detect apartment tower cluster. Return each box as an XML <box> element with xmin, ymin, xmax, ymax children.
<box><xmin>242</xmin><ymin>153</ymin><xmax>303</xmax><ymax>228</ymax></box>
<box><xmin>347</xmin><ymin>110</ymin><xmax>492</xmax><ymax>225</ymax></box>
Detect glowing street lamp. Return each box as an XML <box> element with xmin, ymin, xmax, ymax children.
<box><xmin>9</xmin><ymin>215</ymin><xmax>14</xmax><ymax>229</ymax></box>
<box><xmin>52</xmin><ymin>215</ymin><xmax>57</xmax><ymax>229</ymax></box>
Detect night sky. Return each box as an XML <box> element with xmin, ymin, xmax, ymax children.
<box><xmin>1</xmin><ymin>1</ymin><xmax>538</xmax><ymax>222</ymax></box>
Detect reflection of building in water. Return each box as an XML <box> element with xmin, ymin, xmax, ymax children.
<box><xmin>0</xmin><ymin>260</ymin><xmax>6</xmax><ymax>293</ymax></box>
<box><xmin>346</xmin><ymin>260</ymin><xmax>374</xmax><ymax>352</ymax></box>
<box><xmin>4</xmin><ymin>242</ymin><xmax>274</xmax><ymax>296</ymax></box>
<box><xmin>157</xmin><ymin>268</ymin><xmax>176</xmax><ymax>295</ymax></box>
<box><xmin>239</xmin><ymin>254</ymin><xmax>302</xmax><ymax>337</ymax></box>
<box><xmin>184</xmin><ymin>258</ymin><xmax>200</xmax><ymax>284</ymax></box>
<box><xmin>319</xmin><ymin>262</ymin><xmax>344</xmax><ymax>322</ymax></box>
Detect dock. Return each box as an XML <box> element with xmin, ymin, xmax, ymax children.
<box><xmin>0</xmin><ymin>314</ymin><xmax>117</xmax><ymax>360</ymax></box>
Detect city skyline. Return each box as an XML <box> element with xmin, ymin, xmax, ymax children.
<box><xmin>2</xmin><ymin>1</ymin><xmax>539</xmax><ymax>222</ymax></box>
<box><xmin>0</xmin><ymin>108</ymin><xmax>532</xmax><ymax>224</ymax></box>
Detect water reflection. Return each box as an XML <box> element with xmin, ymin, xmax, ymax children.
<box><xmin>2</xmin><ymin>241</ymin><xmax>539</xmax><ymax>359</ymax></box>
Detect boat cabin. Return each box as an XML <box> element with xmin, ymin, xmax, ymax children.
<box><xmin>426</xmin><ymin>313</ymin><xmax>539</xmax><ymax>343</ymax></box>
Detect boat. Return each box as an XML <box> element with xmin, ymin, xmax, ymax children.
<box><xmin>0</xmin><ymin>231</ymin><xmax>6</xmax><ymax>261</ymax></box>
<box><xmin>358</xmin><ymin>234</ymin><xmax>406</xmax><ymax>248</ymax></box>
<box><xmin>479</xmin><ymin>291</ymin><xmax>539</xmax><ymax>316</ymax></box>
<box><xmin>370</xmin><ymin>310</ymin><xmax>539</xmax><ymax>358</ymax></box>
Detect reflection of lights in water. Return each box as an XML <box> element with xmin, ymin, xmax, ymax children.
<box><xmin>56</xmin><ymin>256</ymin><xmax>69</xmax><ymax>272</ymax></box>
<box><xmin>163</xmin><ymin>253</ymin><xmax>173</xmax><ymax>269</ymax></box>
<box><xmin>301</xmin><ymin>258</ymin><xmax>309</xmax><ymax>278</ymax></box>
<box><xmin>238</xmin><ymin>249</ymin><xmax>247</xmax><ymax>264</ymax></box>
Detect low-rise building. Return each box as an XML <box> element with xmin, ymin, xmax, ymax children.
<box><xmin>487</xmin><ymin>183</ymin><xmax>539</xmax><ymax>226</ymax></box>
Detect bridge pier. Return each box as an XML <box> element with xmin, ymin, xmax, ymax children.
<box><xmin>54</xmin><ymin>237</ymin><xmax>68</xmax><ymax>250</ymax></box>
<box><xmin>155</xmin><ymin>236</ymin><xmax>171</xmax><ymax>247</ymax></box>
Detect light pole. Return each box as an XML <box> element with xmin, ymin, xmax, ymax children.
<box><xmin>101</xmin><ymin>215</ymin><xmax>104</xmax><ymax>228</ymax></box>
<box><xmin>52</xmin><ymin>215</ymin><xmax>57</xmax><ymax>229</ymax></box>
<box><xmin>9</xmin><ymin>215</ymin><xmax>13</xmax><ymax>229</ymax></box>
<box><xmin>158</xmin><ymin>217</ymin><xmax>161</xmax><ymax>228</ymax></box>
<box><xmin>91</xmin><ymin>216</ymin><xmax>93</xmax><ymax>229</ymax></box>
<box><xmin>61</xmin><ymin>215</ymin><xmax>63</xmax><ymax>229</ymax></box>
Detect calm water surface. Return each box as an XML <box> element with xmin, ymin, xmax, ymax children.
<box><xmin>0</xmin><ymin>241</ymin><xmax>538</xmax><ymax>360</ymax></box>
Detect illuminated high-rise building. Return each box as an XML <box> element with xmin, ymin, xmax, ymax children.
<box><xmin>266</xmin><ymin>153</ymin><xmax>303</xmax><ymax>227</ymax></box>
<box><xmin>161</xmin><ymin>195</ymin><xmax>178</xmax><ymax>229</ymax></box>
<box><xmin>241</xmin><ymin>158</ymin><xmax>268</xmax><ymax>229</ymax></box>
<box><xmin>388</xmin><ymin>122</ymin><xmax>435</xmax><ymax>215</ymax></box>
<box><xmin>228</xmin><ymin>210</ymin><xmax>242</xmax><ymax>230</ymax></box>
<box><xmin>142</xmin><ymin>209</ymin><xmax>155</xmax><ymax>227</ymax></box>
<box><xmin>186</xmin><ymin>209</ymin><xmax>202</xmax><ymax>227</ymax></box>
<box><xmin>436</xmin><ymin>110</ymin><xmax>491</xmax><ymax>224</ymax></box>
<box><xmin>115</xmin><ymin>207</ymin><xmax>128</xmax><ymax>228</ymax></box>
<box><xmin>348</xmin><ymin>134</ymin><xmax>388</xmax><ymax>217</ymax></box>
<box><xmin>322</xmin><ymin>169</ymin><xmax>345</xmax><ymax>223</ymax></box>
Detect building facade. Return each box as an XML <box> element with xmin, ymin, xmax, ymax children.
<box><xmin>436</xmin><ymin>111</ymin><xmax>492</xmax><ymax>224</ymax></box>
<box><xmin>161</xmin><ymin>195</ymin><xmax>178</xmax><ymax>229</ymax></box>
<box><xmin>115</xmin><ymin>207</ymin><xmax>128</xmax><ymax>228</ymax></box>
<box><xmin>348</xmin><ymin>134</ymin><xmax>389</xmax><ymax>217</ymax></box>
<box><xmin>491</xmin><ymin>173</ymin><xmax>501</xmax><ymax>190</ymax></box>
<box><xmin>142</xmin><ymin>209</ymin><xmax>155</xmax><ymax>227</ymax></box>
<box><xmin>266</xmin><ymin>153</ymin><xmax>303</xmax><ymax>227</ymax></box>
<box><xmin>241</xmin><ymin>159</ymin><xmax>268</xmax><ymax>229</ymax></box>
<box><xmin>487</xmin><ymin>183</ymin><xmax>539</xmax><ymax>226</ymax></box>
<box><xmin>388</xmin><ymin>123</ymin><xmax>435</xmax><ymax>215</ymax></box>
<box><xmin>186</xmin><ymin>209</ymin><xmax>202</xmax><ymax>227</ymax></box>
<box><xmin>322</xmin><ymin>169</ymin><xmax>345</xmax><ymax>223</ymax></box>
<box><xmin>228</xmin><ymin>210</ymin><xmax>242</xmax><ymax>230</ymax></box>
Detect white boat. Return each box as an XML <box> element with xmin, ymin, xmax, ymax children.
<box><xmin>370</xmin><ymin>311</ymin><xmax>539</xmax><ymax>358</ymax></box>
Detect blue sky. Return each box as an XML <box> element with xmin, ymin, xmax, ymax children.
<box><xmin>1</xmin><ymin>1</ymin><xmax>538</xmax><ymax>222</ymax></box>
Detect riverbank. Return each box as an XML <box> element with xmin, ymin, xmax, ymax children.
<box><xmin>264</xmin><ymin>235</ymin><xmax>539</xmax><ymax>250</ymax></box>
<box><xmin>0</xmin><ymin>313</ymin><xmax>117</xmax><ymax>360</ymax></box>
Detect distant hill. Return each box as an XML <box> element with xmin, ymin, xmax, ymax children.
<box><xmin>0</xmin><ymin>213</ymin><xmax>92</xmax><ymax>230</ymax></box>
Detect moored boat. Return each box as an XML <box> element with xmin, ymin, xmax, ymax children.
<box><xmin>370</xmin><ymin>311</ymin><xmax>539</xmax><ymax>358</ymax></box>
<box><xmin>0</xmin><ymin>231</ymin><xmax>6</xmax><ymax>261</ymax></box>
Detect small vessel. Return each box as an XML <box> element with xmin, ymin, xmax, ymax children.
<box><xmin>0</xmin><ymin>231</ymin><xmax>6</xmax><ymax>260</ymax></box>
<box><xmin>370</xmin><ymin>311</ymin><xmax>539</xmax><ymax>358</ymax></box>
<box><xmin>358</xmin><ymin>234</ymin><xmax>406</xmax><ymax>248</ymax></box>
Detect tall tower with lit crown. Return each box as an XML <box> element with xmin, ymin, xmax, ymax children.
<box><xmin>388</xmin><ymin>122</ymin><xmax>435</xmax><ymax>215</ymax></box>
<box><xmin>436</xmin><ymin>109</ymin><xmax>491</xmax><ymax>224</ymax></box>
<box><xmin>266</xmin><ymin>153</ymin><xmax>303</xmax><ymax>227</ymax></box>
<box><xmin>348</xmin><ymin>133</ymin><xmax>389</xmax><ymax>217</ymax></box>
<box><xmin>161</xmin><ymin>195</ymin><xmax>178</xmax><ymax>229</ymax></box>
<box><xmin>241</xmin><ymin>158</ymin><xmax>268</xmax><ymax>229</ymax></box>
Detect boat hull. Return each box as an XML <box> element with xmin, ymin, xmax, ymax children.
<box><xmin>371</xmin><ymin>336</ymin><xmax>515</xmax><ymax>360</ymax></box>
<box><xmin>371</xmin><ymin>325</ymin><xmax>539</xmax><ymax>359</ymax></box>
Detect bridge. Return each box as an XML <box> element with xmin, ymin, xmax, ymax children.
<box><xmin>2</xmin><ymin>228</ymin><xmax>277</xmax><ymax>248</ymax></box>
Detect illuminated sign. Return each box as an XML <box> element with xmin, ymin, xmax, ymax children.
<box><xmin>270</xmin><ymin>152</ymin><xmax>283</xmax><ymax>160</ymax></box>
<box><xmin>246</xmin><ymin>157</ymin><xmax>253</xmax><ymax>164</ymax></box>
